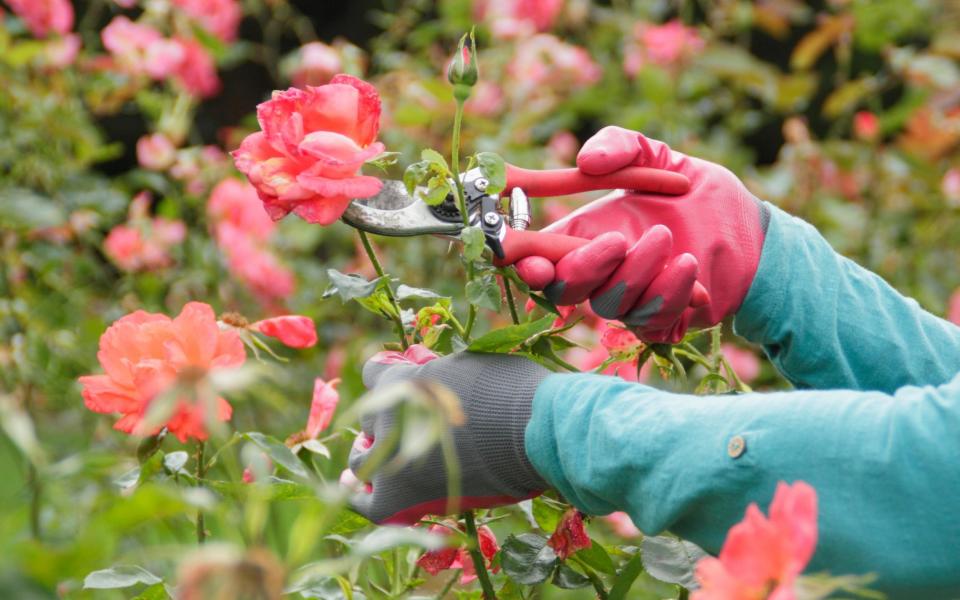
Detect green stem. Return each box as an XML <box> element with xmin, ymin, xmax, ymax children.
<box><xmin>461</xmin><ymin>511</ymin><xmax>495</xmax><ymax>600</ymax></box>
<box><xmin>196</xmin><ymin>440</ymin><xmax>206</xmax><ymax>544</ymax></box>
<box><xmin>435</xmin><ymin>569</ymin><xmax>461</xmax><ymax>599</ymax></box>
<box><xmin>571</xmin><ymin>556</ymin><xmax>609</xmax><ymax>599</ymax></box>
<box><xmin>503</xmin><ymin>277</ymin><xmax>520</xmax><ymax>325</ymax></box>
<box><xmin>358</xmin><ymin>230</ymin><xmax>409</xmax><ymax>349</ymax></box>
<box><xmin>449</xmin><ymin>98</ymin><xmax>479</xmax><ymax>341</ymax></box>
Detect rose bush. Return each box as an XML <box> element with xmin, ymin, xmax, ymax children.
<box><xmin>1</xmin><ymin>0</ymin><xmax>956</xmax><ymax>598</ymax></box>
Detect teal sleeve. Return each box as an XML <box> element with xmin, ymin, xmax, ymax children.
<box><xmin>733</xmin><ymin>204</ymin><xmax>960</xmax><ymax>392</ymax></box>
<box><xmin>526</xmin><ymin>372</ymin><xmax>960</xmax><ymax>599</ymax></box>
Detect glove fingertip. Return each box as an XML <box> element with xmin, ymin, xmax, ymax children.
<box><xmin>515</xmin><ymin>256</ymin><xmax>555</xmax><ymax>290</ymax></box>
<box><xmin>577</xmin><ymin>127</ymin><xmax>640</xmax><ymax>175</ymax></box>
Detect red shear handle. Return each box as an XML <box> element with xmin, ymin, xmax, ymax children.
<box><xmin>496</xmin><ymin>228</ymin><xmax>710</xmax><ymax>307</ymax></box>
<box><xmin>504</xmin><ymin>164</ymin><xmax>691</xmax><ymax>197</ymax></box>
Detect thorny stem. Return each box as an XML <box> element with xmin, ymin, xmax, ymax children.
<box><xmin>461</xmin><ymin>511</ymin><xmax>495</xmax><ymax>600</ymax></box>
<box><xmin>435</xmin><ymin>569</ymin><xmax>461</xmax><ymax>599</ymax></box>
<box><xmin>196</xmin><ymin>440</ymin><xmax>206</xmax><ymax>544</ymax></box>
<box><xmin>503</xmin><ymin>277</ymin><xmax>520</xmax><ymax>325</ymax></box>
<box><xmin>358</xmin><ymin>230</ymin><xmax>409</xmax><ymax>349</ymax></box>
<box><xmin>450</xmin><ymin>98</ymin><xmax>479</xmax><ymax>341</ymax></box>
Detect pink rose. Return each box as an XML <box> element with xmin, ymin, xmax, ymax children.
<box><xmin>171</xmin><ymin>38</ymin><xmax>221</xmax><ymax>98</ymax></box>
<box><xmin>252</xmin><ymin>315</ymin><xmax>317</xmax><ymax>349</ymax></box>
<box><xmin>720</xmin><ymin>343</ymin><xmax>760</xmax><ymax>384</ymax></box>
<box><xmin>464</xmin><ymin>81</ymin><xmax>505</xmax><ymax>117</ymax></box>
<box><xmin>305</xmin><ymin>377</ymin><xmax>340</xmax><ymax>438</ymax></box>
<box><xmin>6</xmin><ymin>0</ymin><xmax>73</xmax><ymax>38</ymax></box>
<box><xmin>546</xmin><ymin>130</ymin><xmax>578</xmax><ymax>165</ymax></box>
<box><xmin>289</xmin><ymin>42</ymin><xmax>342</xmax><ymax>87</ymax></box>
<box><xmin>475</xmin><ymin>0</ymin><xmax>563</xmax><ymax>39</ymax></box>
<box><xmin>507</xmin><ymin>35</ymin><xmax>601</xmax><ymax>93</ymax></box>
<box><xmin>624</xmin><ymin>20</ymin><xmax>704</xmax><ymax>76</ymax></box>
<box><xmin>232</xmin><ymin>75</ymin><xmax>386</xmax><ymax>225</ymax></box>
<box><xmin>102</xmin><ymin>17</ymin><xmax>171</xmax><ymax>77</ymax></box>
<box><xmin>44</xmin><ymin>33</ymin><xmax>81</xmax><ymax>68</ymax></box>
<box><xmin>171</xmin><ymin>0</ymin><xmax>242</xmax><ymax>42</ymax></box>
<box><xmin>853</xmin><ymin>111</ymin><xmax>879</xmax><ymax>141</ymax></box>
<box><xmin>692</xmin><ymin>481</ymin><xmax>818</xmax><ymax>600</ymax></box>
<box><xmin>104</xmin><ymin>193</ymin><xmax>186</xmax><ymax>272</ymax></box>
<box><xmin>368</xmin><ymin>344</ymin><xmax>439</xmax><ymax>366</ymax></box>
<box><xmin>208</xmin><ymin>179</ymin><xmax>275</xmax><ymax>241</ymax></box>
<box><xmin>214</xmin><ymin>225</ymin><xmax>295</xmax><ymax>301</ymax></box>
<box><xmin>942</xmin><ymin>168</ymin><xmax>960</xmax><ymax>206</ymax></box>
<box><xmin>137</xmin><ymin>133</ymin><xmax>177</xmax><ymax>171</ymax></box>
<box><xmin>600</xmin><ymin>324</ymin><xmax>641</xmax><ymax>353</ymax></box>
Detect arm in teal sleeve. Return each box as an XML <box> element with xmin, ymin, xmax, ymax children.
<box><xmin>733</xmin><ymin>204</ymin><xmax>960</xmax><ymax>392</ymax></box>
<box><xmin>526</xmin><ymin>372</ymin><xmax>960</xmax><ymax>598</ymax></box>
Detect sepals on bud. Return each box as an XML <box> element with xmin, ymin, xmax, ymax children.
<box><xmin>447</xmin><ymin>29</ymin><xmax>479</xmax><ymax>100</ymax></box>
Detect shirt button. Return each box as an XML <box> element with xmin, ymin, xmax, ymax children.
<box><xmin>727</xmin><ymin>435</ymin><xmax>746</xmax><ymax>458</ymax></box>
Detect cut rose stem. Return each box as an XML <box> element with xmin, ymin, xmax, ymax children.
<box><xmin>449</xmin><ymin>96</ymin><xmax>478</xmax><ymax>341</ymax></box>
<box><xmin>357</xmin><ymin>230</ymin><xmax>409</xmax><ymax>349</ymax></box>
<box><xmin>196</xmin><ymin>439</ymin><xmax>206</xmax><ymax>544</ymax></box>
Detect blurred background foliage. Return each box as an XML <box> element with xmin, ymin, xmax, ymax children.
<box><xmin>2</xmin><ymin>0</ymin><xmax>960</xmax><ymax>598</ymax></box>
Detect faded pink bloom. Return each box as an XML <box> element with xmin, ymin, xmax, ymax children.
<box><xmin>369</xmin><ymin>344</ymin><xmax>439</xmax><ymax>366</ymax></box>
<box><xmin>942</xmin><ymin>168</ymin><xmax>960</xmax><ymax>206</ymax></box>
<box><xmin>232</xmin><ymin>75</ymin><xmax>385</xmax><ymax>225</ymax></box>
<box><xmin>624</xmin><ymin>20</ymin><xmax>704</xmax><ymax>76</ymax></box>
<box><xmin>948</xmin><ymin>288</ymin><xmax>960</xmax><ymax>325</ymax></box>
<box><xmin>508</xmin><ymin>35</ymin><xmax>601</xmax><ymax>94</ymax></box>
<box><xmin>252</xmin><ymin>315</ymin><xmax>317</xmax><ymax>349</ymax></box>
<box><xmin>172</xmin><ymin>0</ymin><xmax>242</xmax><ymax>42</ymax></box>
<box><xmin>215</xmin><ymin>225</ymin><xmax>295</xmax><ymax>301</ymax></box>
<box><xmin>323</xmin><ymin>347</ymin><xmax>345</xmax><ymax>380</ymax></box>
<box><xmin>102</xmin><ymin>17</ymin><xmax>176</xmax><ymax>78</ymax></box>
<box><xmin>208</xmin><ymin>179</ymin><xmax>275</xmax><ymax>241</ymax></box>
<box><xmin>44</xmin><ymin>33</ymin><xmax>81</xmax><ymax>68</ymax></box>
<box><xmin>242</xmin><ymin>467</ymin><xmax>255</xmax><ymax>483</ymax></box>
<box><xmin>137</xmin><ymin>133</ymin><xmax>177</xmax><ymax>171</ymax></box>
<box><xmin>475</xmin><ymin>0</ymin><xmax>563</xmax><ymax>39</ymax></box>
<box><xmin>548</xmin><ymin>509</ymin><xmax>591</xmax><ymax>560</ymax></box>
<box><xmin>692</xmin><ymin>482</ymin><xmax>818</xmax><ymax>600</ymax></box>
<box><xmin>6</xmin><ymin>0</ymin><xmax>73</xmax><ymax>38</ymax></box>
<box><xmin>289</xmin><ymin>42</ymin><xmax>342</xmax><ymax>87</ymax></box>
<box><xmin>853</xmin><ymin>111</ymin><xmax>879</xmax><ymax>141</ymax></box>
<box><xmin>78</xmin><ymin>302</ymin><xmax>246</xmax><ymax>442</ymax></box>
<box><xmin>721</xmin><ymin>344</ymin><xmax>761</xmax><ymax>384</ymax></box>
<box><xmin>104</xmin><ymin>193</ymin><xmax>186</xmax><ymax>272</ymax></box>
<box><xmin>464</xmin><ymin>81</ymin><xmax>505</xmax><ymax>117</ymax></box>
<box><xmin>604</xmin><ymin>512</ymin><xmax>641</xmax><ymax>538</ymax></box>
<box><xmin>172</xmin><ymin>38</ymin><xmax>220</xmax><ymax>98</ymax></box>
<box><xmin>306</xmin><ymin>377</ymin><xmax>340</xmax><ymax>438</ymax></box>
<box><xmin>600</xmin><ymin>324</ymin><xmax>641</xmax><ymax>353</ymax></box>
<box><xmin>547</xmin><ymin>130</ymin><xmax>578</xmax><ymax>165</ymax></box>
<box><xmin>172</xmin><ymin>146</ymin><xmax>229</xmax><ymax>195</ymax></box>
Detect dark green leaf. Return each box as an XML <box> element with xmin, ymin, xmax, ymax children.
<box><xmin>640</xmin><ymin>535</ymin><xmax>707</xmax><ymax>589</ymax></box>
<box><xmin>83</xmin><ymin>565</ymin><xmax>162</xmax><ymax>589</ymax></box>
<box><xmin>403</xmin><ymin>160</ymin><xmax>430</xmax><ymax>196</ymax></box>
<box><xmin>552</xmin><ymin>563</ymin><xmax>591</xmax><ymax>589</ymax></box>
<box><xmin>575</xmin><ymin>543</ymin><xmax>616</xmax><ymax>576</ymax></box>
<box><xmin>500</xmin><ymin>533</ymin><xmax>558</xmax><ymax>585</ymax></box>
<box><xmin>532</xmin><ymin>496</ymin><xmax>564</xmax><ymax>532</ymax></box>
<box><xmin>528</xmin><ymin>292</ymin><xmax>561</xmax><ymax>316</ymax></box>
<box><xmin>421</xmin><ymin>148</ymin><xmax>450</xmax><ymax>170</ymax></box>
<box><xmin>465</xmin><ymin>274</ymin><xmax>501</xmax><ymax>311</ymax></box>
<box><xmin>475</xmin><ymin>152</ymin><xmax>506</xmax><ymax>195</ymax></box>
<box><xmin>467</xmin><ymin>315</ymin><xmax>554</xmax><ymax>353</ymax></box>
<box><xmin>136</xmin><ymin>431</ymin><xmax>165</xmax><ymax>464</ymax></box>
<box><xmin>242</xmin><ymin>432</ymin><xmax>308</xmax><ymax>478</ymax></box>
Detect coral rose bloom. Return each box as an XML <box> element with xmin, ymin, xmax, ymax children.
<box><xmin>79</xmin><ymin>302</ymin><xmax>246</xmax><ymax>442</ymax></box>
<box><xmin>232</xmin><ymin>75</ymin><xmax>385</xmax><ymax>226</ymax></box>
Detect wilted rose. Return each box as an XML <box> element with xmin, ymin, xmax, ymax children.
<box><xmin>548</xmin><ymin>509</ymin><xmax>591</xmax><ymax>560</ymax></box>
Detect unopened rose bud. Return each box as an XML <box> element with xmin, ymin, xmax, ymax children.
<box><xmin>447</xmin><ymin>30</ymin><xmax>478</xmax><ymax>100</ymax></box>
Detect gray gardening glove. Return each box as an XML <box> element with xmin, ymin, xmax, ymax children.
<box><xmin>345</xmin><ymin>351</ymin><xmax>551</xmax><ymax>524</ymax></box>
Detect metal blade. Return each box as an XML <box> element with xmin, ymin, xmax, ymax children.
<box><xmin>341</xmin><ymin>180</ymin><xmax>463</xmax><ymax>237</ymax></box>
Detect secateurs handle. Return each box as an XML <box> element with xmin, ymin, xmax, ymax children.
<box><xmin>495</xmin><ymin>228</ymin><xmax>711</xmax><ymax>307</ymax></box>
<box><xmin>504</xmin><ymin>164</ymin><xmax>691</xmax><ymax>197</ymax></box>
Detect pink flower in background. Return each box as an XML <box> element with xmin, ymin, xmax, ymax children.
<box><xmin>172</xmin><ymin>0</ymin><xmax>242</xmax><ymax>42</ymax></box>
<box><xmin>948</xmin><ymin>288</ymin><xmax>960</xmax><ymax>325</ymax></box>
<box><xmin>215</xmin><ymin>225</ymin><xmax>295</xmax><ymax>302</ymax></box>
<box><xmin>853</xmin><ymin>111</ymin><xmax>879</xmax><ymax>141</ymax></box>
<box><xmin>600</xmin><ymin>324</ymin><xmax>641</xmax><ymax>353</ymax></box>
<box><xmin>548</xmin><ymin>509</ymin><xmax>591</xmax><ymax>560</ymax></box>
<box><xmin>305</xmin><ymin>377</ymin><xmax>340</xmax><ymax>438</ymax></box>
<box><xmin>78</xmin><ymin>302</ymin><xmax>246</xmax><ymax>442</ymax></box>
<box><xmin>692</xmin><ymin>481</ymin><xmax>818</xmax><ymax>600</ymax></box>
<box><xmin>290</xmin><ymin>42</ymin><xmax>342</xmax><ymax>87</ymax></box>
<box><xmin>102</xmin><ymin>17</ymin><xmax>176</xmax><ymax>78</ymax></box>
<box><xmin>172</xmin><ymin>38</ymin><xmax>221</xmax><ymax>98</ymax></box>
<box><xmin>508</xmin><ymin>35</ymin><xmax>601</xmax><ymax>93</ymax></box>
<box><xmin>475</xmin><ymin>0</ymin><xmax>563</xmax><ymax>39</ymax></box>
<box><xmin>114</xmin><ymin>0</ymin><xmax>137</xmax><ymax>7</ymax></box>
<box><xmin>720</xmin><ymin>343</ymin><xmax>760</xmax><ymax>384</ymax></box>
<box><xmin>208</xmin><ymin>179</ymin><xmax>275</xmax><ymax>240</ymax></box>
<box><xmin>942</xmin><ymin>168</ymin><xmax>960</xmax><ymax>206</ymax></box>
<box><xmin>624</xmin><ymin>20</ymin><xmax>704</xmax><ymax>76</ymax></box>
<box><xmin>104</xmin><ymin>193</ymin><xmax>186</xmax><ymax>272</ymax></box>
<box><xmin>604</xmin><ymin>512</ymin><xmax>641</xmax><ymax>538</ymax></box>
<box><xmin>369</xmin><ymin>343</ymin><xmax>438</xmax><ymax>366</ymax></box>
<box><xmin>232</xmin><ymin>75</ymin><xmax>385</xmax><ymax>225</ymax></box>
<box><xmin>6</xmin><ymin>0</ymin><xmax>73</xmax><ymax>38</ymax></box>
<box><xmin>137</xmin><ymin>133</ymin><xmax>177</xmax><ymax>171</ymax></box>
<box><xmin>323</xmin><ymin>347</ymin><xmax>346</xmax><ymax>380</ymax></box>
<box><xmin>252</xmin><ymin>315</ymin><xmax>317</xmax><ymax>349</ymax></box>
<box><xmin>464</xmin><ymin>81</ymin><xmax>505</xmax><ymax>117</ymax></box>
<box><xmin>44</xmin><ymin>33</ymin><xmax>81</xmax><ymax>68</ymax></box>
<box><xmin>546</xmin><ymin>130</ymin><xmax>578</xmax><ymax>165</ymax></box>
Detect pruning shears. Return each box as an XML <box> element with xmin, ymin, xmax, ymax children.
<box><xmin>342</xmin><ymin>163</ymin><xmax>691</xmax><ymax>267</ymax></box>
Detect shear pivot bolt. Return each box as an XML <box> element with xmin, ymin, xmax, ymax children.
<box><xmin>474</xmin><ymin>178</ymin><xmax>489</xmax><ymax>192</ymax></box>
<box><xmin>483</xmin><ymin>212</ymin><xmax>500</xmax><ymax>226</ymax></box>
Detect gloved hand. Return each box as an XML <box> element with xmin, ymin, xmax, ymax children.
<box><xmin>516</xmin><ymin>127</ymin><xmax>770</xmax><ymax>343</ymax></box>
<box><xmin>345</xmin><ymin>349</ymin><xmax>550</xmax><ymax>524</ymax></box>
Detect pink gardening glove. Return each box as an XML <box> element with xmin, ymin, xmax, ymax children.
<box><xmin>516</xmin><ymin>127</ymin><xmax>769</xmax><ymax>343</ymax></box>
